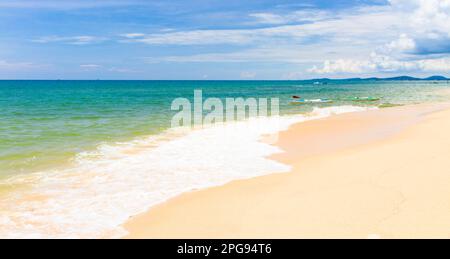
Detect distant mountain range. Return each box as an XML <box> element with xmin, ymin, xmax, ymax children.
<box><xmin>309</xmin><ymin>75</ymin><xmax>450</xmax><ymax>82</ymax></box>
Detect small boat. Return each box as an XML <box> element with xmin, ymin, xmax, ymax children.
<box><xmin>290</xmin><ymin>98</ymin><xmax>333</xmax><ymax>104</ymax></box>
<box><xmin>349</xmin><ymin>97</ymin><xmax>381</xmax><ymax>102</ymax></box>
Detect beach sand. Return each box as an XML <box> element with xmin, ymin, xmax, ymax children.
<box><xmin>124</xmin><ymin>103</ymin><xmax>450</xmax><ymax>239</ymax></box>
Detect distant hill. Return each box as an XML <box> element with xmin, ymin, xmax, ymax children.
<box><xmin>423</xmin><ymin>76</ymin><xmax>450</xmax><ymax>81</ymax></box>
<box><xmin>309</xmin><ymin>75</ymin><xmax>450</xmax><ymax>82</ymax></box>
<box><xmin>380</xmin><ymin>76</ymin><xmax>450</xmax><ymax>81</ymax></box>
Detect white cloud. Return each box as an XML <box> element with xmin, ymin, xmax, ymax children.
<box><xmin>384</xmin><ymin>34</ymin><xmax>416</xmax><ymax>53</ymax></box>
<box><xmin>121</xmin><ymin>5</ymin><xmax>403</xmax><ymax>46</ymax></box>
<box><xmin>0</xmin><ymin>0</ymin><xmax>140</xmax><ymax>10</ymax></box>
<box><xmin>33</xmin><ymin>36</ymin><xmax>106</xmax><ymax>45</ymax></box>
<box><xmin>419</xmin><ymin>58</ymin><xmax>450</xmax><ymax>71</ymax></box>
<box><xmin>249</xmin><ymin>13</ymin><xmax>289</xmax><ymax>25</ymax></box>
<box><xmin>80</xmin><ymin>64</ymin><xmax>101</xmax><ymax>70</ymax></box>
<box><xmin>143</xmin><ymin>46</ymin><xmax>333</xmax><ymax>64</ymax></box>
<box><xmin>391</xmin><ymin>0</ymin><xmax>450</xmax><ymax>35</ymax></box>
<box><xmin>249</xmin><ymin>9</ymin><xmax>332</xmax><ymax>25</ymax></box>
<box><xmin>0</xmin><ymin>60</ymin><xmax>35</xmax><ymax>70</ymax></box>
<box><xmin>117</xmin><ymin>1</ymin><xmax>449</xmax><ymax>76</ymax></box>
<box><xmin>308</xmin><ymin>0</ymin><xmax>450</xmax><ymax>75</ymax></box>
<box><xmin>308</xmin><ymin>60</ymin><xmax>369</xmax><ymax>74</ymax></box>
<box><xmin>120</xmin><ymin>33</ymin><xmax>146</xmax><ymax>39</ymax></box>
<box><xmin>240</xmin><ymin>71</ymin><xmax>256</xmax><ymax>79</ymax></box>
<box><xmin>388</xmin><ymin>0</ymin><xmax>450</xmax><ymax>54</ymax></box>
<box><xmin>309</xmin><ymin>55</ymin><xmax>450</xmax><ymax>74</ymax></box>
<box><xmin>108</xmin><ymin>67</ymin><xmax>138</xmax><ymax>73</ymax></box>
<box><xmin>122</xmin><ymin>29</ymin><xmax>257</xmax><ymax>45</ymax></box>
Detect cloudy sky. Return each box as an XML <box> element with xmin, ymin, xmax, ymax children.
<box><xmin>0</xmin><ymin>0</ymin><xmax>449</xmax><ymax>79</ymax></box>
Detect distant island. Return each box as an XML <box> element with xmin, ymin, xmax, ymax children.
<box><xmin>307</xmin><ymin>75</ymin><xmax>450</xmax><ymax>82</ymax></box>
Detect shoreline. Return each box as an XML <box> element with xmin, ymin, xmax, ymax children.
<box><xmin>0</xmin><ymin>105</ymin><xmax>368</xmax><ymax>238</ymax></box>
<box><xmin>124</xmin><ymin>102</ymin><xmax>450</xmax><ymax>239</ymax></box>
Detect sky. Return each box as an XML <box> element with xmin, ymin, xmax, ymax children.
<box><xmin>0</xmin><ymin>0</ymin><xmax>449</xmax><ymax>79</ymax></box>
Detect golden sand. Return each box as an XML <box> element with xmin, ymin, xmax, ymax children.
<box><xmin>124</xmin><ymin>103</ymin><xmax>450</xmax><ymax>239</ymax></box>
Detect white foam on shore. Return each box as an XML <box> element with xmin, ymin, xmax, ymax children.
<box><xmin>0</xmin><ymin>106</ymin><xmax>373</xmax><ymax>238</ymax></box>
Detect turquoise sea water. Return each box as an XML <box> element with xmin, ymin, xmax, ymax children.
<box><xmin>0</xmin><ymin>80</ymin><xmax>449</xmax><ymax>238</ymax></box>
<box><xmin>1</xmin><ymin>80</ymin><xmax>449</xmax><ymax>179</ymax></box>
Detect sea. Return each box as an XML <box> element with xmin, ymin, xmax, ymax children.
<box><xmin>0</xmin><ymin>80</ymin><xmax>449</xmax><ymax>238</ymax></box>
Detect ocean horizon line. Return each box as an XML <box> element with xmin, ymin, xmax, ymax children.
<box><xmin>0</xmin><ymin>75</ymin><xmax>449</xmax><ymax>82</ymax></box>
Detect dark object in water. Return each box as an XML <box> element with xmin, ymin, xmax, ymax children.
<box><xmin>348</xmin><ymin>96</ymin><xmax>381</xmax><ymax>102</ymax></box>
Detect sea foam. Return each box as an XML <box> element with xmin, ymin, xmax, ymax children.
<box><xmin>0</xmin><ymin>106</ymin><xmax>372</xmax><ymax>238</ymax></box>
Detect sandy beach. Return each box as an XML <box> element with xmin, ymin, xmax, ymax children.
<box><xmin>124</xmin><ymin>103</ymin><xmax>450</xmax><ymax>239</ymax></box>
<box><xmin>4</xmin><ymin>0</ymin><xmax>450</xmax><ymax>241</ymax></box>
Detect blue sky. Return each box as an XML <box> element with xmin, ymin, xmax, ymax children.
<box><xmin>0</xmin><ymin>0</ymin><xmax>449</xmax><ymax>79</ymax></box>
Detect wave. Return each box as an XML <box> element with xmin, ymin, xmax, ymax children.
<box><xmin>0</xmin><ymin>105</ymin><xmax>374</xmax><ymax>238</ymax></box>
